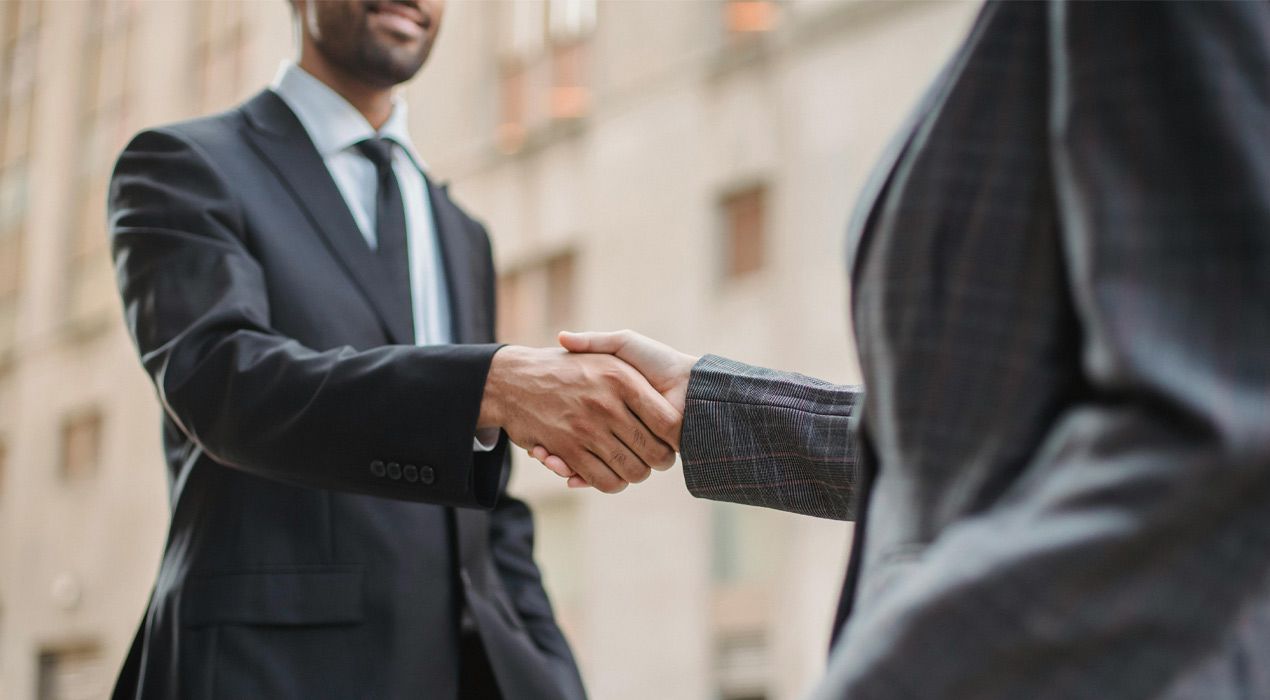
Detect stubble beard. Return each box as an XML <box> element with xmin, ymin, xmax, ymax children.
<box><xmin>316</xmin><ymin>14</ymin><xmax>431</xmax><ymax>89</ymax></box>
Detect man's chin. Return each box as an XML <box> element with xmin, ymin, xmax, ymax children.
<box><xmin>357</xmin><ymin>44</ymin><xmax>429</xmax><ymax>86</ymax></box>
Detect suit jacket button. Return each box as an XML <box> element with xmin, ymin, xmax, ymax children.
<box><xmin>420</xmin><ymin>465</ymin><xmax>435</xmax><ymax>485</ymax></box>
<box><xmin>403</xmin><ymin>464</ymin><xmax>418</xmax><ymax>482</ymax></box>
<box><xmin>387</xmin><ymin>462</ymin><xmax>402</xmax><ymax>480</ymax></box>
<box><xmin>370</xmin><ymin>460</ymin><xmax>386</xmax><ymax>477</ymax></box>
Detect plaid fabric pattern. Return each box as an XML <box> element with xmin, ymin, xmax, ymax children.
<box><xmin>681</xmin><ymin>355</ymin><xmax>861</xmax><ymax>521</ymax></box>
<box><xmin>681</xmin><ymin>1</ymin><xmax>1270</xmax><ymax>697</ymax></box>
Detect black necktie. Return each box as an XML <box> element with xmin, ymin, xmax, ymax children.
<box><xmin>356</xmin><ymin>137</ymin><xmax>414</xmax><ymax>341</ymax></box>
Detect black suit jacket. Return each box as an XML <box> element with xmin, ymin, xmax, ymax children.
<box><xmin>108</xmin><ymin>90</ymin><xmax>586</xmax><ymax>699</ymax></box>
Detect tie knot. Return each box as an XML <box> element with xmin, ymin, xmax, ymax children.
<box><xmin>356</xmin><ymin>137</ymin><xmax>396</xmax><ymax>171</ymax></box>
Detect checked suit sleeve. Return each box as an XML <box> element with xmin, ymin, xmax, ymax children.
<box><xmin>680</xmin><ymin>355</ymin><xmax>863</xmax><ymax>521</ymax></box>
<box><xmin>812</xmin><ymin>3</ymin><xmax>1270</xmax><ymax>698</ymax></box>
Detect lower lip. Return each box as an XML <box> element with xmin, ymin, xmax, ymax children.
<box><xmin>369</xmin><ymin>10</ymin><xmax>425</xmax><ymax>40</ymax></box>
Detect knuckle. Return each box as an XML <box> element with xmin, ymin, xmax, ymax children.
<box><xmin>597</xmin><ymin>475</ymin><xmax>626</xmax><ymax>494</ymax></box>
<box><xmin>568</xmin><ymin>416</ymin><xmax>595</xmax><ymax>437</ymax></box>
<box><xmin>601</xmin><ymin>367</ymin><xmax>627</xmax><ymax>389</ymax></box>
<box><xmin>579</xmin><ymin>393</ymin><xmax>603</xmax><ymax>411</ymax></box>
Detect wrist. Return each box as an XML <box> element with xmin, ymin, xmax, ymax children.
<box><xmin>478</xmin><ymin>344</ymin><xmax>525</xmax><ymax>428</ymax></box>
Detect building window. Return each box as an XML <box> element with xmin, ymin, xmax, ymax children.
<box><xmin>548</xmin><ymin>0</ymin><xmax>594</xmax><ymax>121</ymax></box>
<box><xmin>497</xmin><ymin>0</ymin><xmax>596</xmax><ymax>153</ymax></box>
<box><xmin>497</xmin><ymin>250</ymin><xmax>577</xmax><ymax>347</ymax></box>
<box><xmin>549</xmin><ymin>41</ymin><xmax>589</xmax><ymax>121</ymax></box>
<box><xmin>66</xmin><ymin>0</ymin><xmax>135</xmax><ymax>330</ymax></box>
<box><xmin>725</xmin><ymin>0</ymin><xmax>780</xmax><ymax>34</ymax></box>
<box><xmin>37</xmin><ymin>645</ymin><xmax>109</xmax><ymax>700</ymax></box>
<box><xmin>719</xmin><ymin>184</ymin><xmax>768</xmax><ymax>280</ymax></box>
<box><xmin>0</xmin><ymin>0</ymin><xmax>41</xmax><ymax>361</ymax></box>
<box><xmin>60</xmin><ymin>409</ymin><xmax>103</xmax><ymax>482</ymax></box>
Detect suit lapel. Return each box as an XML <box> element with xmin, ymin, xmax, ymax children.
<box><xmin>240</xmin><ymin>90</ymin><xmax>414</xmax><ymax>345</ymax></box>
<box><xmin>427</xmin><ymin>179</ymin><xmax>482</xmax><ymax>344</ymax></box>
<box><xmin>833</xmin><ymin>3</ymin><xmax>997</xmax><ymax>635</ymax></box>
<box><xmin>846</xmin><ymin>1</ymin><xmax>997</xmax><ymax>295</ymax></box>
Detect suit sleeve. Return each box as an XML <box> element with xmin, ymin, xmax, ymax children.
<box><xmin>680</xmin><ymin>355</ymin><xmax>862</xmax><ymax>521</ymax></box>
<box><xmin>814</xmin><ymin>3</ymin><xmax>1270</xmax><ymax>697</ymax></box>
<box><xmin>109</xmin><ymin>127</ymin><xmax>506</xmax><ymax>508</ymax></box>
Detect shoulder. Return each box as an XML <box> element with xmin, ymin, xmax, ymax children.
<box><xmin>126</xmin><ymin>108</ymin><xmax>247</xmax><ymax>159</ymax></box>
<box><xmin>431</xmin><ymin>179</ymin><xmax>492</xmax><ymax>238</ymax></box>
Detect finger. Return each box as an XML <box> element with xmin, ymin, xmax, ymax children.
<box><xmin>566</xmin><ymin>448</ymin><xmax>628</xmax><ymax>494</ymax></box>
<box><xmin>531</xmin><ymin>446</ymin><xmax>576</xmax><ymax>478</ymax></box>
<box><xmin>559</xmin><ymin>330</ymin><xmax>628</xmax><ymax>355</ymax></box>
<box><xmin>620</xmin><ymin>378</ymin><xmax>683</xmax><ymax>454</ymax></box>
<box><xmin>601</xmin><ymin>432</ymin><xmax>654</xmax><ymax>485</ymax></box>
<box><xmin>535</xmin><ymin>448</ymin><xmax>575</xmax><ymax>479</ymax></box>
<box><xmin>620</xmin><ymin>406</ymin><xmax>677</xmax><ymax>471</ymax></box>
<box><xmin>567</xmin><ymin>476</ymin><xmax>589</xmax><ymax>488</ymax></box>
<box><xmin>544</xmin><ymin>454</ymin><xmax>575</xmax><ymax>477</ymax></box>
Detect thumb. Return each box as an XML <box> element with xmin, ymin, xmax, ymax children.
<box><xmin>559</xmin><ymin>330</ymin><xmax>627</xmax><ymax>355</ymax></box>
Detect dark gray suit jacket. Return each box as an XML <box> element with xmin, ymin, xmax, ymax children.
<box><xmin>681</xmin><ymin>2</ymin><xmax>1270</xmax><ymax>697</ymax></box>
<box><xmin>108</xmin><ymin>90</ymin><xmax>585</xmax><ymax>699</ymax></box>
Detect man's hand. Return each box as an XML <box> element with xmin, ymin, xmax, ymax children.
<box><xmin>528</xmin><ymin>330</ymin><xmax>699</xmax><ymax>488</ymax></box>
<box><xmin>478</xmin><ymin>345</ymin><xmax>680</xmax><ymax>493</ymax></box>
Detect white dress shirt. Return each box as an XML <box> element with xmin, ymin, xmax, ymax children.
<box><xmin>271</xmin><ymin>62</ymin><xmax>496</xmax><ymax>450</ymax></box>
<box><xmin>271</xmin><ymin>62</ymin><xmax>451</xmax><ymax>346</ymax></box>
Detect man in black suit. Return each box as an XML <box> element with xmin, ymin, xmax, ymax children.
<box><xmin>107</xmin><ymin>1</ymin><xmax>678</xmax><ymax>697</ymax></box>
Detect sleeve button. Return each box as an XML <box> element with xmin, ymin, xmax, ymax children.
<box><xmin>370</xmin><ymin>460</ymin><xmax>386</xmax><ymax>477</ymax></box>
<box><xmin>387</xmin><ymin>462</ymin><xmax>402</xmax><ymax>480</ymax></box>
<box><xmin>419</xmin><ymin>465</ymin><xmax>435</xmax><ymax>485</ymax></box>
<box><xmin>403</xmin><ymin>464</ymin><xmax>418</xmax><ymax>482</ymax></box>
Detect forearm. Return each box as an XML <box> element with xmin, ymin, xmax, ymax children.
<box><xmin>680</xmin><ymin>355</ymin><xmax>862</xmax><ymax>520</ymax></box>
<box><xmin>157</xmin><ymin>322</ymin><xmax>506</xmax><ymax>506</ymax></box>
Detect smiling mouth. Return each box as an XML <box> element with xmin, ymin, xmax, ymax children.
<box><xmin>366</xmin><ymin>0</ymin><xmax>431</xmax><ymax>33</ymax></box>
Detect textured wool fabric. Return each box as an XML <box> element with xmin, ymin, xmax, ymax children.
<box><xmin>682</xmin><ymin>1</ymin><xmax>1270</xmax><ymax>697</ymax></box>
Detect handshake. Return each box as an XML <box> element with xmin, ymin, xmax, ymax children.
<box><xmin>477</xmin><ymin>330</ymin><xmax>698</xmax><ymax>493</ymax></box>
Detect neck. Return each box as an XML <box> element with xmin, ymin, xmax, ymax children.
<box><xmin>297</xmin><ymin>51</ymin><xmax>395</xmax><ymax>130</ymax></box>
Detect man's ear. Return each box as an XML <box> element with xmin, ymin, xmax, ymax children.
<box><xmin>288</xmin><ymin>0</ymin><xmax>306</xmax><ymax>46</ymax></box>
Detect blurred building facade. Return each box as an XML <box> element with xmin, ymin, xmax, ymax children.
<box><xmin>0</xmin><ymin>1</ymin><xmax>977</xmax><ymax>698</ymax></box>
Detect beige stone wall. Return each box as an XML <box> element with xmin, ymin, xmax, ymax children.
<box><xmin>0</xmin><ymin>1</ymin><xmax>978</xmax><ymax>698</ymax></box>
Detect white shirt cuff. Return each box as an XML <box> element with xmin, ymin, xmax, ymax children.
<box><xmin>472</xmin><ymin>428</ymin><xmax>500</xmax><ymax>452</ymax></box>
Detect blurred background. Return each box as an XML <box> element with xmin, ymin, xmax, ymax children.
<box><xmin>0</xmin><ymin>0</ymin><xmax>978</xmax><ymax>698</ymax></box>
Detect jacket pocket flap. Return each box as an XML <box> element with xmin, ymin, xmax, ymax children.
<box><xmin>184</xmin><ymin>565</ymin><xmax>364</xmax><ymax>627</ymax></box>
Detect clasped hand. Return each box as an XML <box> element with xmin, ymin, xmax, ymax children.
<box><xmin>478</xmin><ymin>331</ymin><xmax>696</xmax><ymax>493</ymax></box>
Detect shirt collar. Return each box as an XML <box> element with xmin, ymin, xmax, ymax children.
<box><xmin>269</xmin><ymin>61</ymin><xmax>428</xmax><ymax>172</ymax></box>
